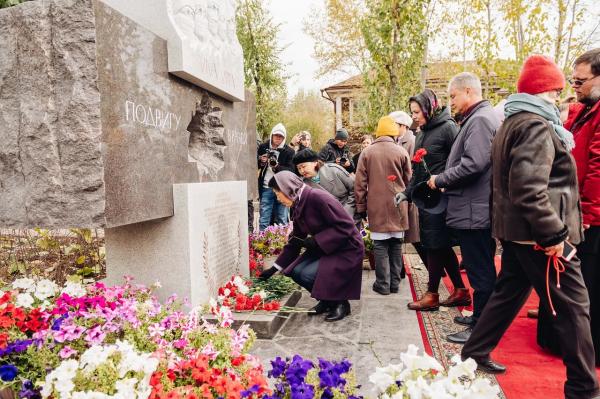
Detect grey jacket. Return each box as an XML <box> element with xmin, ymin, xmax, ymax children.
<box><xmin>305</xmin><ymin>163</ymin><xmax>356</xmax><ymax>219</ymax></box>
<box><xmin>435</xmin><ymin>101</ymin><xmax>500</xmax><ymax>229</ymax></box>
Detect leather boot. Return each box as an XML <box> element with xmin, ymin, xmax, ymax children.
<box><xmin>407</xmin><ymin>292</ymin><xmax>439</xmax><ymax>311</ymax></box>
<box><xmin>308</xmin><ymin>300</ymin><xmax>331</xmax><ymax>316</ymax></box>
<box><xmin>325</xmin><ymin>301</ymin><xmax>351</xmax><ymax>322</ymax></box>
<box><xmin>440</xmin><ymin>288</ymin><xmax>471</xmax><ymax>307</ymax></box>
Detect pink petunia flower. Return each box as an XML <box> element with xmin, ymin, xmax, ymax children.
<box><xmin>59</xmin><ymin>346</ymin><xmax>77</xmax><ymax>359</ymax></box>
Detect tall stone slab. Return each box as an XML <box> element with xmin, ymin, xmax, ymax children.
<box><xmin>0</xmin><ymin>0</ymin><xmax>257</xmax><ymax>229</ymax></box>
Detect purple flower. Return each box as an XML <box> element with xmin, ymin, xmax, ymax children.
<box><xmin>19</xmin><ymin>380</ymin><xmax>41</xmax><ymax>399</ymax></box>
<box><xmin>268</xmin><ymin>356</ymin><xmax>287</xmax><ymax>378</ymax></box>
<box><xmin>241</xmin><ymin>385</ymin><xmax>261</xmax><ymax>398</ymax></box>
<box><xmin>317</xmin><ymin>358</ymin><xmax>349</xmax><ymax>389</ymax></box>
<box><xmin>320</xmin><ymin>388</ymin><xmax>334</xmax><ymax>399</ymax></box>
<box><xmin>0</xmin><ymin>364</ymin><xmax>18</xmax><ymax>382</ymax></box>
<box><xmin>285</xmin><ymin>355</ymin><xmax>313</xmax><ymax>386</ymax></box>
<box><xmin>0</xmin><ymin>339</ymin><xmax>34</xmax><ymax>357</ymax></box>
<box><xmin>290</xmin><ymin>382</ymin><xmax>314</xmax><ymax>399</ymax></box>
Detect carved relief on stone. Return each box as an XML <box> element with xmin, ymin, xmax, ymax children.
<box><xmin>166</xmin><ymin>0</ymin><xmax>243</xmax><ymax>101</ymax></box>
<box><xmin>187</xmin><ymin>93</ymin><xmax>227</xmax><ymax>180</ymax></box>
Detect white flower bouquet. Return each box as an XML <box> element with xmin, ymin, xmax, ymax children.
<box><xmin>369</xmin><ymin>345</ymin><xmax>501</xmax><ymax>399</ymax></box>
<box><xmin>41</xmin><ymin>340</ymin><xmax>158</xmax><ymax>399</ymax></box>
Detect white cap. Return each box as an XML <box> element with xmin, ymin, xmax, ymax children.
<box><xmin>389</xmin><ymin>111</ymin><xmax>413</xmax><ymax>128</ymax></box>
<box><xmin>271</xmin><ymin>123</ymin><xmax>287</xmax><ymax>139</ymax></box>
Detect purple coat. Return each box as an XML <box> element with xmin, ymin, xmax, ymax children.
<box><xmin>275</xmin><ymin>186</ymin><xmax>364</xmax><ymax>301</ymax></box>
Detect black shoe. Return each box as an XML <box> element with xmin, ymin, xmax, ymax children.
<box><xmin>308</xmin><ymin>300</ymin><xmax>331</xmax><ymax>316</ymax></box>
<box><xmin>372</xmin><ymin>285</ymin><xmax>390</xmax><ymax>296</ymax></box>
<box><xmin>471</xmin><ymin>357</ymin><xmax>506</xmax><ymax>374</ymax></box>
<box><xmin>390</xmin><ymin>287</ymin><xmax>399</xmax><ymax>294</ymax></box>
<box><xmin>447</xmin><ymin>327</ymin><xmax>472</xmax><ymax>344</ymax></box>
<box><xmin>325</xmin><ymin>301</ymin><xmax>351</xmax><ymax>322</ymax></box>
<box><xmin>454</xmin><ymin>315</ymin><xmax>475</xmax><ymax>326</ymax></box>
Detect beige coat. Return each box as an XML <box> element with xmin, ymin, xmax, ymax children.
<box><xmin>355</xmin><ymin>136</ymin><xmax>412</xmax><ymax>233</ymax></box>
<box><xmin>399</xmin><ymin>131</ymin><xmax>420</xmax><ymax>243</ymax></box>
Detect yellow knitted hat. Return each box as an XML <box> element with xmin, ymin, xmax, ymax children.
<box><xmin>375</xmin><ymin>116</ymin><xmax>400</xmax><ymax>138</ymax></box>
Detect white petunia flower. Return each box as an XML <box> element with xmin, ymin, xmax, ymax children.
<box><xmin>400</xmin><ymin>344</ymin><xmax>444</xmax><ymax>372</ymax></box>
<box><xmin>16</xmin><ymin>292</ymin><xmax>35</xmax><ymax>308</ymax></box>
<box><xmin>12</xmin><ymin>277</ymin><xmax>36</xmax><ymax>292</ymax></box>
<box><xmin>368</xmin><ymin>367</ymin><xmax>395</xmax><ymax>394</ymax></box>
<box><xmin>448</xmin><ymin>354</ymin><xmax>477</xmax><ymax>381</ymax></box>
<box><xmin>61</xmin><ymin>281</ymin><xmax>87</xmax><ymax>298</ymax></box>
<box><xmin>35</xmin><ymin>279</ymin><xmax>59</xmax><ymax>300</ymax></box>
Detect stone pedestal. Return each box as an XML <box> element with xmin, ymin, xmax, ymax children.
<box><xmin>105</xmin><ymin>181</ymin><xmax>249</xmax><ymax>306</ymax></box>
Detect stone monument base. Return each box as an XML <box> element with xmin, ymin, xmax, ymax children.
<box><xmin>104</xmin><ymin>181</ymin><xmax>249</xmax><ymax>306</ymax></box>
<box><xmin>204</xmin><ymin>290</ymin><xmax>303</xmax><ymax>339</ymax></box>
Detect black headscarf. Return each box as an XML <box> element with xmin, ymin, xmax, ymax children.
<box><xmin>409</xmin><ymin>89</ymin><xmax>441</xmax><ymax>122</ymax></box>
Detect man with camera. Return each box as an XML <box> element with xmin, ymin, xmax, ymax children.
<box><xmin>258</xmin><ymin>123</ymin><xmax>295</xmax><ymax>231</ymax></box>
<box><xmin>318</xmin><ymin>128</ymin><xmax>355</xmax><ymax>173</ymax></box>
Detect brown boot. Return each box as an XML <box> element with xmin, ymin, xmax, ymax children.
<box><xmin>440</xmin><ymin>288</ymin><xmax>471</xmax><ymax>307</ymax></box>
<box><xmin>407</xmin><ymin>292</ymin><xmax>439</xmax><ymax>311</ymax></box>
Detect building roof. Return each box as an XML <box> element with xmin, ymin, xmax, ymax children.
<box><xmin>322</xmin><ymin>60</ymin><xmax>517</xmax><ymax>96</ymax></box>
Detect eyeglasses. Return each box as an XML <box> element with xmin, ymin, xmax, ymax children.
<box><xmin>568</xmin><ymin>75</ymin><xmax>599</xmax><ymax>87</ymax></box>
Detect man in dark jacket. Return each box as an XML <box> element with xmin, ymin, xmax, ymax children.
<box><xmin>318</xmin><ymin>128</ymin><xmax>355</xmax><ymax>173</ymax></box>
<box><xmin>257</xmin><ymin>123</ymin><xmax>295</xmax><ymax>230</ymax></box>
<box><xmin>428</xmin><ymin>73</ymin><xmax>500</xmax><ymax>343</ymax></box>
<box><xmin>461</xmin><ymin>55</ymin><xmax>598</xmax><ymax>399</ymax></box>
<box><xmin>538</xmin><ymin>48</ymin><xmax>600</xmax><ymax>366</ymax></box>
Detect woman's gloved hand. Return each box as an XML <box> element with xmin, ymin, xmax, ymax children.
<box><xmin>258</xmin><ymin>266</ymin><xmax>278</xmax><ymax>281</ymax></box>
<box><xmin>302</xmin><ymin>236</ymin><xmax>322</xmax><ymax>255</ymax></box>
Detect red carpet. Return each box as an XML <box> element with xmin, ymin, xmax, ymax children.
<box><xmin>441</xmin><ymin>256</ymin><xmax>600</xmax><ymax>398</ymax></box>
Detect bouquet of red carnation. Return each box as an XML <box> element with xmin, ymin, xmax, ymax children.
<box><xmin>412</xmin><ymin>148</ymin><xmax>431</xmax><ymax>176</ymax></box>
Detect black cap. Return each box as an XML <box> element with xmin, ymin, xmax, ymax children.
<box><xmin>293</xmin><ymin>148</ymin><xmax>319</xmax><ymax>166</ymax></box>
<box><xmin>335</xmin><ymin>128</ymin><xmax>349</xmax><ymax>140</ymax></box>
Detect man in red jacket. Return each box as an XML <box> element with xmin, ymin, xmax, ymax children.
<box><xmin>565</xmin><ymin>48</ymin><xmax>600</xmax><ymax>365</ymax></box>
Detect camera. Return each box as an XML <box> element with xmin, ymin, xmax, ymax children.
<box><xmin>339</xmin><ymin>151</ymin><xmax>349</xmax><ymax>165</ymax></box>
<box><xmin>267</xmin><ymin>150</ymin><xmax>279</xmax><ymax>167</ymax></box>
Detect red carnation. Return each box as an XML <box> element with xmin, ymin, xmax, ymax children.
<box><xmin>387</xmin><ymin>175</ymin><xmax>398</xmax><ymax>182</ymax></box>
<box><xmin>412</xmin><ymin>148</ymin><xmax>427</xmax><ymax>163</ymax></box>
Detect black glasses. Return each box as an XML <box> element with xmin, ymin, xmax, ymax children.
<box><xmin>568</xmin><ymin>75</ymin><xmax>599</xmax><ymax>87</ymax></box>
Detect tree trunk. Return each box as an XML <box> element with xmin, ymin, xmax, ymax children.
<box><xmin>554</xmin><ymin>0</ymin><xmax>567</xmax><ymax>65</ymax></box>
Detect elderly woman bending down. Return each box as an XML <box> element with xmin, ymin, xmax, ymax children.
<box><xmin>259</xmin><ymin>171</ymin><xmax>364</xmax><ymax>322</ymax></box>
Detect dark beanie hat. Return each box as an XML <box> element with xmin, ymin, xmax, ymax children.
<box><xmin>293</xmin><ymin>149</ymin><xmax>319</xmax><ymax>166</ymax></box>
<box><xmin>335</xmin><ymin>128</ymin><xmax>349</xmax><ymax>140</ymax></box>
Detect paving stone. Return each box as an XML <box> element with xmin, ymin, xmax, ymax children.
<box><xmin>250</xmin><ymin>270</ymin><xmax>424</xmax><ymax>394</ymax></box>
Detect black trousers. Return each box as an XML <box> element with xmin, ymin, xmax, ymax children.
<box><xmin>454</xmin><ymin>228</ymin><xmax>497</xmax><ymax>321</ymax></box>
<box><xmin>462</xmin><ymin>241</ymin><xmax>599</xmax><ymax>399</ymax></box>
<box><xmin>538</xmin><ymin>226</ymin><xmax>600</xmax><ymax>366</ymax></box>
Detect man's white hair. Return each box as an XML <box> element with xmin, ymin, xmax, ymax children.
<box><xmin>448</xmin><ymin>72</ymin><xmax>482</xmax><ymax>95</ymax></box>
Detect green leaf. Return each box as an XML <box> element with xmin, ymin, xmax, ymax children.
<box><xmin>76</xmin><ymin>255</ymin><xmax>86</xmax><ymax>265</ymax></box>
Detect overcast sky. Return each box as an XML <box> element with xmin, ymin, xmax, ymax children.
<box><xmin>267</xmin><ymin>1</ymin><xmax>346</xmax><ymax>97</ymax></box>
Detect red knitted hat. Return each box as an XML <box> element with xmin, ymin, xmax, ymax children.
<box><xmin>517</xmin><ymin>55</ymin><xmax>565</xmax><ymax>95</ymax></box>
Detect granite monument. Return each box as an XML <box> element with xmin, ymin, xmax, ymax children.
<box><xmin>0</xmin><ymin>0</ymin><xmax>256</xmax><ymax>303</ymax></box>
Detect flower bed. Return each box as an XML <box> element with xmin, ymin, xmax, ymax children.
<box><xmin>0</xmin><ymin>277</ymin><xmax>269</xmax><ymax>399</ymax></box>
<box><xmin>0</xmin><ymin>277</ymin><xmax>500</xmax><ymax>399</ymax></box>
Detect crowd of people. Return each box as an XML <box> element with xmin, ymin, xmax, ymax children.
<box><xmin>256</xmin><ymin>48</ymin><xmax>600</xmax><ymax>399</ymax></box>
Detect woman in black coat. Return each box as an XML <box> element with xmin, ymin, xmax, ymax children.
<box><xmin>405</xmin><ymin>89</ymin><xmax>467</xmax><ymax>311</ymax></box>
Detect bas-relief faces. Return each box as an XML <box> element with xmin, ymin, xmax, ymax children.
<box><xmin>167</xmin><ymin>0</ymin><xmax>243</xmax><ymax>99</ymax></box>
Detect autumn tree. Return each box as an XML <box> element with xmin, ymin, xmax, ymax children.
<box><xmin>360</xmin><ymin>0</ymin><xmax>428</xmax><ymax>130</ymax></box>
<box><xmin>304</xmin><ymin>0</ymin><xmax>368</xmax><ymax>78</ymax></box>
<box><xmin>282</xmin><ymin>90</ymin><xmax>334</xmax><ymax>150</ymax></box>
<box><xmin>236</xmin><ymin>0</ymin><xmax>288</xmax><ymax>139</ymax></box>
